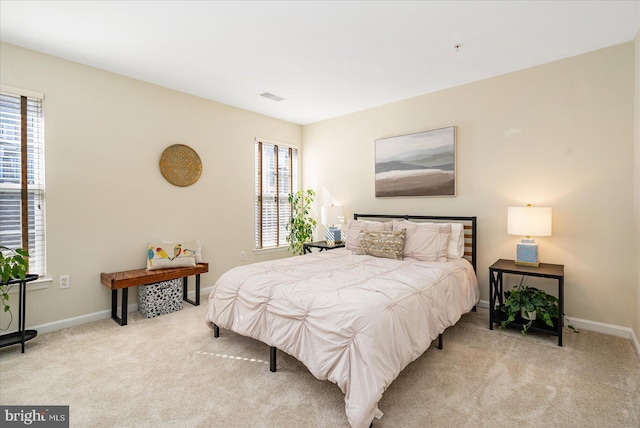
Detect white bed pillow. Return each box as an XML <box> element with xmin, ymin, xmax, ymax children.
<box><xmin>345</xmin><ymin>220</ymin><xmax>393</xmax><ymax>251</ymax></box>
<box><xmin>397</xmin><ymin>221</ymin><xmax>464</xmax><ymax>259</ymax></box>
<box><xmin>446</xmin><ymin>223</ymin><xmax>465</xmax><ymax>259</ymax></box>
<box><xmin>392</xmin><ymin>222</ymin><xmax>451</xmax><ymax>262</ymax></box>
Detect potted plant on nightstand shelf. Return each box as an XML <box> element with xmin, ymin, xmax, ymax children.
<box><xmin>499</xmin><ymin>282</ymin><xmax>579</xmax><ymax>336</ymax></box>
<box><xmin>0</xmin><ymin>246</ymin><xmax>30</xmax><ymax>331</ymax></box>
<box><xmin>499</xmin><ymin>284</ymin><xmax>560</xmax><ymax>335</ymax></box>
<box><xmin>286</xmin><ymin>189</ymin><xmax>317</xmax><ymax>255</ymax></box>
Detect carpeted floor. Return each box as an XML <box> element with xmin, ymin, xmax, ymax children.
<box><xmin>0</xmin><ymin>304</ymin><xmax>638</xmax><ymax>428</ymax></box>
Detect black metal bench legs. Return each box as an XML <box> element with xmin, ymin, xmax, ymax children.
<box><xmin>182</xmin><ymin>275</ymin><xmax>201</xmax><ymax>306</ymax></box>
<box><xmin>111</xmin><ymin>288</ymin><xmax>128</xmax><ymax>326</ymax></box>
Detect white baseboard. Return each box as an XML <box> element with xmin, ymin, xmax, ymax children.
<box><xmin>632</xmin><ymin>330</ymin><xmax>640</xmax><ymax>361</ymax></box>
<box><xmin>478</xmin><ymin>299</ymin><xmax>640</xmax><ymax>360</ymax></box>
<box><xmin>31</xmin><ymin>286</ymin><xmax>214</xmax><ymax>335</ymax></box>
<box><xmin>565</xmin><ymin>315</ymin><xmax>640</xmax><ymax>360</ymax></box>
<box><xmin>35</xmin><ymin>308</ymin><xmax>113</xmax><ymax>334</ymax></box>
<box><xmin>477</xmin><ymin>299</ymin><xmax>490</xmax><ymax>309</ymax></box>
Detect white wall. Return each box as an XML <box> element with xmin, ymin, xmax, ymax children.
<box><xmin>0</xmin><ymin>42</ymin><xmax>301</xmax><ymax>327</ymax></box>
<box><xmin>303</xmin><ymin>43</ymin><xmax>636</xmax><ymax>328</ymax></box>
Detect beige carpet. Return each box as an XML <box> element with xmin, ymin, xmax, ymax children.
<box><xmin>1</xmin><ymin>304</ymin><xmax>638</xmax><ymax>428</ymax></box>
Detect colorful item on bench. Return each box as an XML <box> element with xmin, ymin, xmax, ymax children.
<box><xmin>147</xmin><ymin>241</ymin><xmax>197</xmax><ymax>270</ymax></box>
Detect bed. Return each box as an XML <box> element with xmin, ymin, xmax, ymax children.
<box><xmin>205</xmin><ymin>214</ymin><xmax>479</xmax><ymax>428</ymax></box>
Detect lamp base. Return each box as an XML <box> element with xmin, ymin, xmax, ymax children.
<box><xmin>514</xmin><ymin>260</ymin><xmax>540</xmax><ymax>267</ymax></box>
<box><xmin>515</xmin><ymin>239</ymin><xmax>539</xmax><ymax>267</ymax></box>
<box><xmin>326</xmin><ymin>227</ymin><xmax>342</xmax><ymax>245</ymax></box>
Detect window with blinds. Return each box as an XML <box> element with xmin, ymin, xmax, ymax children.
<box><xmin>0</xmin><ymin>88</ymin><xmax>46</xmax><ymax>277</ymax></box>
<box><xmin>255</xmin><ymin>140</ymin><xmax>298</xmax><ymax>250</ymax></box>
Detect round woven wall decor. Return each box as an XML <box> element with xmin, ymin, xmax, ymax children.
<box><xmin>159</xmin><ymin>144</ymin><xmax>202</xmax><ymax>187</ymax></box>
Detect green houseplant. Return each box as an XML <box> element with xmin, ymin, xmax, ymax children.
<box><xmin>499</xmin><ymin>283</ymin><xmax>560</xmax><ymax>335</ymax></box>
<box><xmin>286</xmin><ymin>189</ymin><xmax>317</xmax><ymax>255</ymax></box>
<box><xmin>0</xmin><ymin>246</ymin><xmax>30</xmax><ymax>330</ymax></box>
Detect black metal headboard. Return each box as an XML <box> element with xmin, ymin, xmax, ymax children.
<box><xmin>353</xmin><ymin>214</ymin><xmax>477</xmax><ymax>272</ymax></box>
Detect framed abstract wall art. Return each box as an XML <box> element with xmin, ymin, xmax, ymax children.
<box><xmin>374</xmin><ymin>126</ymin><xmax>455</xmax><ymax>197</ymax></box>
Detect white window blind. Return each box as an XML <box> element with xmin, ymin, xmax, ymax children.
<box><xmin>255</xmin><ymin>140</ymin><xmax>298</xmax><ymax>249</ymax></box>
<box><xmin>0</xmin><ymin>88</ymin><xmax>46</xmax><ymax>277</ymax></box>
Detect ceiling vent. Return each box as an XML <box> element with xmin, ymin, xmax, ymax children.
<box><xmin>260</xmin><ymin>92</ymin><xmax>284</xmax><ymax>102</ymax></box>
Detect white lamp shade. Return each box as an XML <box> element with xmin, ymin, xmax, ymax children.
<box><xmin>321</xmin><ymin>205</ymin><xmax>344</xmax><ymax>225</ymax></box>
<box><xmin>507</xmin><ymin>206</ymin><xmax>552</xmax><ymax>237</ymax></box>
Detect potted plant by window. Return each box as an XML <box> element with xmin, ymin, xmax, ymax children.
<box><xmin>0</xmin><ymin>246</ymin><xmax>30</xmax><ymax>331</ymax></box>
<box><xmin>286</xmin><ymin>189</ymin><xmax>317</xmax><ymax>255</ymax></box>
<box><xmin>499</xmin><ymin>283</ymin><xmax>560</xmax><ymax>335</ymax></box>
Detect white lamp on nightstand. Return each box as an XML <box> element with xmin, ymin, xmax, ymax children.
<box><xmin>507</xmin><ymin>205</ymin><xmax>552</xmax><ymax>267</ymax></box>
<box><xmin>321</xmin><ymin>205</ymin><xmax>345</xmax><ymax>245</ymax></box>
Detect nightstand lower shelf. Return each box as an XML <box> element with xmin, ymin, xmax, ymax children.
<box><xmin>492</xmin><ymin>309</ymin><xmax>560</xmax><ymax>336</ymax></box>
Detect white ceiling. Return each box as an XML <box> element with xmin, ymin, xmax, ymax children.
<box><xmin>1</xmin><ymin>1</ymin><xmax>639</xmax><ymax>125</ymax></box>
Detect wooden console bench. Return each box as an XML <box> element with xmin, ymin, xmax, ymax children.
<box><xmin>101</xmin><ymin>262</ymin><xmax>208</xmax><ymax>326</ymax></box>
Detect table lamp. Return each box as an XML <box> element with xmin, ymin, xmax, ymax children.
<box><xmin>507</xmin><ymin>205</ymin><xmax>552</xmax><ymax>267</ymax></box>
<box><xmin>321</xmin><ymin>205</ymin><xmax>344</xmax><ymax>245</ymax></box>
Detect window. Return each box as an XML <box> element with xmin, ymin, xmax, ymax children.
<box><xmin>254</xmin><ymin>140</ymin><xmax>298</xmax><ymax>250</ymax></box>
<box><xmin>0</xmin><ymin>86</ymin><xmax>46</xmax><ymax>277</ymax></box>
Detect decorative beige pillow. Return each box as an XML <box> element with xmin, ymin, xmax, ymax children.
<box><xmin>345</xmin><ymin>220</ymin><xmax>393</xmax><ymax>251</ymax></box>
<box><xmin>147</xmin><ymin>241</ymin><xmax>197</xmax><ymax>270</ymax></box>
<box><xmin>356</xmin><ymin>230</ymin><xmax>406</xmax><ymax>260</ymax></box>
<box><xmin>393</xmin><ymin>222</ymin><xmax>451</xmax><ymax>262</ymax></box>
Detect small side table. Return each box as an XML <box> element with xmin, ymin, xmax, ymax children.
<box><xmin>303</xmin><ymin>241</ymin><xmax>345</xmax><ymax>254</ymax></box>
<box><xmin>489</xmin><ymin>259</ymin><xmax>564</xmax><ymax>346</ymax></box>
<box><xmin>0</xmin><ymin>274</ymin><xmax>39</xmax><ymax>353</ymax></box>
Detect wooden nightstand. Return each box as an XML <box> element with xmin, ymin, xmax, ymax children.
<box><xmin>303</xmin><ymin>241</ymin><xmax>345</xmax><ymax>254</ymax></box>
<box><xmin>489</xmin><ymin>259</ymin><xmax>565</xmax><ymax>346</ymax></box>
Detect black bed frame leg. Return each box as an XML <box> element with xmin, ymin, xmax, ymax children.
<box><xmin>270</xmin><ymin>346</ymin><xmax>277</xmax><ymax>372</ymax></box>
<box><xmin>213</xmin><ymin>324</ymin><xmax>219</xmax><ymax>338</ymax></box>
<box><xmin>438</xmin><ymin>333</ymin><xmax>443</xmax><ymax>350</ymax></box>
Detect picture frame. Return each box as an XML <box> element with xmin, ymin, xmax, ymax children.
<box><xmin>374</xmin><ymin>126</ymin><xmax>456</xmax><ymax>197</ymax></box>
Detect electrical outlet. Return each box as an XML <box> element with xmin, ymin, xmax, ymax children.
<box><xmin>60</xmin><ymin>274</ymin><xmax>70</xmax><ymax>289</ymax></box>
<box><xmin>240</xmin><ymin>251</ymin><xmax>246</xmax><ymax>261</ymax></box>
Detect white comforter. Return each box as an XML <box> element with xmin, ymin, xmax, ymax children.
<box><xmin>205</xmin><ymin>249</ymin><xmax>479</xmax><ymax>428</ymax></box>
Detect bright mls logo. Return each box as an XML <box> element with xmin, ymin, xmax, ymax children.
<box><xmin>1</xmin><ymin>406</ymin><xmax>69</xmax><ymax>427</ymax></box>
